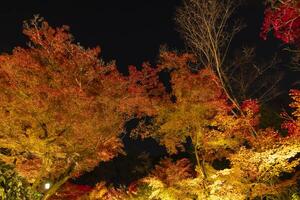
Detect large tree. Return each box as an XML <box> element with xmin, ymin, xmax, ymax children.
<box><xmin>0</xmin><ymin>17</ymin><xmax>161</xmax><ymax>199</ymax></box>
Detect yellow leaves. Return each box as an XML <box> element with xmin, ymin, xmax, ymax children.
<box><xmin>139</xmin><ymin>121</ymin><xmax>300</xmax><ymax>199</ymax></box>
<box><xmin>290</xmin><ymin>89</ymin><xmax>300</xmax><ymax>118</ymax></box>
<box><xmin>88</xmin><ymin>182</ymin><xmax>129</xmax><ymax>200</ymax></box>
<box><xmin>204</xmin><ymin>168</ymin><xmax>246</xmax><ymax>200</ymax></box>
<box><xmin>145</xmin><ymin>174</ymin><xmax>199</xmax><ymax>200</ymax></box>
<box><xmin>89</xmin><ymin>182</ymin><xmax>109</xmax><ymax>199</ymax></box>
<box><xmin>0</xmin><ymin>18</ymin><xmax>129</xmax><ymax>185</ymax></box>
<box><xmin>140</xmin><ymin>159</ymin><xmax>205</xmax><ymax>200</ymax></box>
<box><xmin>14</xmin><ymin>157</ymin><xmax>42</xmax><ymax>183</ymax></box>
<box><xmin>231</xmin><ymin>144</ymin><xmax>300</xmax><ymax>183</ymax></box>
<box><xmin>204</xmin><ymin>132</ymin><xmax>240</xmax><ymax>151</ymax></box>
<box><xmin>141</xmin><ymin>159</ymin><xmax>247</xmax><ymax>200</ymax></box>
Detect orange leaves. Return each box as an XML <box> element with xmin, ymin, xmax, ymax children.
<box><xmin>289</xmin><ymin>89</ymin><xmax>300</xmax><ymax>118</ymax></box>
<box><xmin>157</xmin><ymin>50</ymin><xmax>195</xmax><ymax>71</ymax></box>
<box><xmin>23</xmin><ymin>16</ymin><xmax>100</xmax><ymax>68</ymax></box>
<box><xmin>241</xmin><ymin>99</ymin><xmax>260</xmax><ymax>115</ymax></box>
<box><xmin>145</xmin><ymin>158</ymin><xmax>193</xmax><ymax>186</ymax></box>
<box><xmin>1</xmin><ymin>17</ymin><xmax>300</xmax><ymax>200</ymax></box>
<box><xmin>120</xmin><ymin>63</ymin><xmax>165</xmax><ymax>117</ymax></box>
<box><xmin>23</xmin><ymin>17</ymin><xmax>71</xmax><ymax>49</ymax></box>
<box><xmin>281</xmin><ymin>89</ymin><xmax>300</xmax><ymax>138</ymax></box>
<box><xmin>132</xmin><ymin>50</ymin><xmax>236</xmax><ymax>155</ymax></box>
<box><xmin>0</xmin><ymin>18</ymin><xmax>129</xmax><ymax>184</ymax></box>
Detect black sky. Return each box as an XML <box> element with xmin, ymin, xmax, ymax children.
<box><xmin>0</xmin><ymin>0</ymin><xmax>187</xmax><ymax>68</ymax></box>
<box><xmin>0</xmin><ymin>1</ymin><xmax>274</xmax><ymax>68</ymax></box>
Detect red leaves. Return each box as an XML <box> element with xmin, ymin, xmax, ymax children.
<box><xmin>0</xmin><ymin>18</ymin><xmax>127</xmax><ymax>184</ymax></box>
<box><xmin>51</xmin><ymin>182</ymin><xmax>93</xmax><ymax>200</ymax></box>
<box><xmin>281</xmin><ymin>120</ymin><xmax>298</xmax><ymax>135</ymax></box>
<box><xmin>260</xmin><ymin>0</ymin><xmax>300</xmax><ymax>45</ymax></box>
<box><xmin>241</xmin><ymin>99</ymin><xmax>260</xmax><ymax>115</ymax></box>
<box><xmin>146</xmin><ymin>158</ymin><xmax>193</xmax><ymax>186</ymax></box>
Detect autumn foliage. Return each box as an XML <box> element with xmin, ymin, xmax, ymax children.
<box><xmin>261</xmin><ymin>0</ymin><xmax>300</xmax><ymax>45</ymax></box>
<box><xmin>0</xmin><ymin>15</ymin><xmax>299</xmax><ymax>200</ymax></box>
<box><xmin>0</xmin><ymin>17</ymin><xmax>162</xmax><ymax>199</ymax></box>
<box><xmin>88</xmin><ymin>51</ymin><xmax>300</xmax><ymax>199</ymax></box>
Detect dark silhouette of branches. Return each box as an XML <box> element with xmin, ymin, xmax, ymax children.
<box><xmin>175</xmin><ymin>0</ymin><xmax>282</xmax><ymax>105</ymax></box>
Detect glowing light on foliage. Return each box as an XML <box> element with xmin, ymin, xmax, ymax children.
<box><xmin>44</xmin><ymin>182</ymin><xmax>51</xmax><ymax>190</ymax></box>
<box><xmin>0</xmin><ymin>16</ymin><xmax>163</xmax><ymax>199</ymax></box>
<box><xmin>88</xmin><ymin>49</ymin><xmax>300</xmax><ymax>199</ymax></box>
<box><xmin>0</xmin><ymin>15</ymin><xmax>299</xmax><ymax>200</ymax></box>
<box><xmin>281</xmin><ymin>89</ymin><xmax>300</xmax><ymax>137</ymax></box>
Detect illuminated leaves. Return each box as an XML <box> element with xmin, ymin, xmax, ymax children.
<box><xmin>0</xmin><ymin>16</ymin><xmax>299</xmax><ymax>200</ymax></box>
<box><xmin>282</xmin><ymin>89</ymin><xmax>300</xmax><ymax>138</ymax></box>
<box><xmin>0</xmin><ymin>17</ymin><xmax>159</xmax><ymax>188</ymax></box>
<box><xmin>135</xmin><ymin>50</ymin><xmax>232</xmax><ymax>155</ymax></box>
<box><xmin>141</xmin><ymin>158</ymin><xmax>203</xmax><ymax>200</ymax></box>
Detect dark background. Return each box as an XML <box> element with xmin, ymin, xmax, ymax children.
<box><xmin>0</xmin><ymin>0</ymin><xmax>271</xmax><ymax>68</ymax></box>
<box><xmin>0</xmin><ymin>0</ymin><xmax>185</xmax><ymax>68</ymax></box>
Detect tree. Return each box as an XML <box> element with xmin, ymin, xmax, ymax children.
<box><xmin>261</xmin><ymin>0</ymin><xmax>300</xmax><ymax>45</ymax></box>
<box><xmin>89</xmin><ymin>51</ymin><xmax>300</xmax><ymax>200</ymax></box>
<box><xmin>0</xmin><ymin>16</ymin><xmax>161</xmax><ymax>199</ymax></box>
<box><xmin>175</xmin><ymin>0</ymin><xmax>282</xmax><ymax>104</ymax></box>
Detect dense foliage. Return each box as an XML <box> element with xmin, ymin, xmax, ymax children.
<box><xmin>0</xmin><ymin>16</ymin><xmax>160</xmax><ymax>199</ymax></box>
<box><xmin>261</xmin><ymin>0</ymin><xmax>300</xmax><ymax>45</ymax></box>
<box><xmin>0</xmin><ymin>161</ymin><xmax>41</xmax><ymax>200</ymax></box>
<box><xmin>0</xmin><ymin>1</ymin><xmax>299</xmax><ymax>199</ymax></box>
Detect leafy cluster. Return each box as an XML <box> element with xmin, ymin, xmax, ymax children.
<box><xmin>261</xmin><ymin>0</ymin><xmax>300</xmax><ymax>45</ymax></box>
<box><xmin>0</xmin><ymin>161</ymin><xmax>41</xmax><ymax>200</ymax></box>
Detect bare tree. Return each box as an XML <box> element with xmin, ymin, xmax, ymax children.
<box><xmin>175</xmin><ymin>0</ymin><xmax>241</xmax><ymax>106</ymax></box>
<box><xmin>175</xmin><ymin>0</ymin><xmax>282</xmax><ymax>106</ymax></box>
<box><xmin>227</xmin><ymin>47</ymin><xmax>283</xmax><ymax>103</ymax></box>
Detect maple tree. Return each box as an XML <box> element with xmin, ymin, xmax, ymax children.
<box><xmin>0</xmin><ymin>16</ymin><xmax>161</xmax><ymax>199</ymax></box>
<box><xmin>0</xmin><ymin>161</ymin><xmax>41</xmax><ymax>199</ymax></box>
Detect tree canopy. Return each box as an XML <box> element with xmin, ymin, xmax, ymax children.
<box><xmin>0</xmin><ymin>0</ymin><xmax>299</xmax><ymax>199</ymax></box>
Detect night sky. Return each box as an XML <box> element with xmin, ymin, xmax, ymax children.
<box><xmin>0</xmin><ymin>0</ymin><xmax>273</xmax><ymax>69</ymax></box>
<box><xmin>0</xmin><ymin>0</ymin><xmax>186</xmax><ymax>69</ymax></box>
